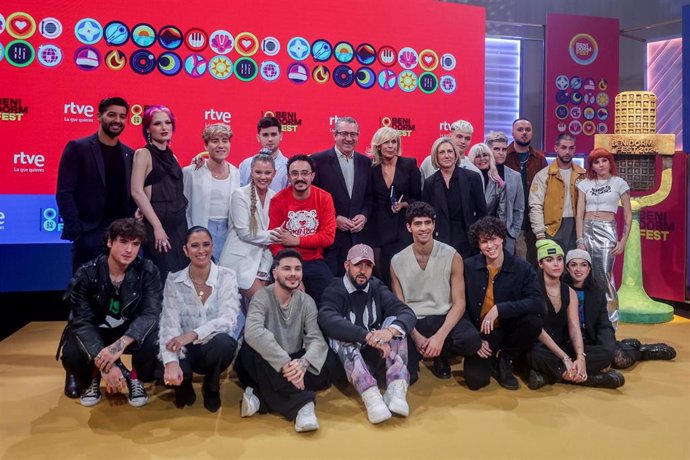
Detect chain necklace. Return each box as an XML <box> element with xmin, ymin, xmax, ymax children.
<box><xmin>279</xmin><ymin>300</ymin><xmax>293</xmax><ymax>321</ymax></box>
<box><xmin>190</xmin><ymin>276</ymin><xmax>209</xmax><ymax>298</ymax></box>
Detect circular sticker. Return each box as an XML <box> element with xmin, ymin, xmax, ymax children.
<box><xmin>209</xmin><ymin>30</ymin><xmax>234</xmax><ymax>55</ymax></box>
<box><xmin>583</xmin><ymin>106</ymin><xmax>595</xmax><ymax>120</ymax></box>
<box><xmin>570</xmin><ymin>76</ymin><xmax>582</xmax><ymax>90</ymax></box>
<box><xmin>597</xmin><ymin>122</ymin><xmax>608</xmax><ymax>134</ymax></box>
<box><xmin>0</xmin><ymin>43</ymin><xmax>4</xmax><ymax>63</ymax></box>
<box><xmin>570</xmin><ymin>106</ymin><xmax>582</xmax><ymax>119</ymax></box>
<box><xmin>555</xmin><ymin>105</ymin><xmax>568</xmax><ymax>120</ymax></box>
<box><xmin>333</xmin><ymin>65</ymin><xmax>354</xmax><ymax>87</ymax></box>
<box><xmin>234</xmin><ymin>57</ymin><xmax>258</xmax><ymax>81</ymax></box>
<box><xmin>74</xmin><ymin>18</ymin><xmax>103</xmax><ymax>45</ymax></box>
<box><xmin>235</xmin><ymin>32</ymin><xmax>259</xmax><ymax>56</ymax></box>
<box><xmin>261</xmin><ymin>36</ymin><xmax>280</xmax><ymax>56</ymax></box>
<box><xmin>0</xmin><ymin>14</ymin><xmax>5</xmax><ymax>35</ymax></box>
<box><xmin>582</xmin><ymin>121</ymin><xmax>596</xmax><ymax>136</ymax></box>
<box><xmin>74</xmin><ymin>46</ymin><xmax>101</xmax><ymax>71</ymax></box>
<box><xmin>286</xmin><ymin>61</ymin><xmax>308</xmax><ymax>84</ymax></box>
<box><xmin>597</xmin><ymin>107</ymin><xmax>609</xmax><ymax>121</ymax></box>
<box><xmin>104</xmin><ymin>21</ymin><xmax>129</xmax><ymax>46</ymax></box>
<box><xmin>157</xmin><ymin>51</ymin><xmax>182</xmax><ymax>76</ymax></box>
<box><xmin>355</xmin><ymin>67</ymin><xmax>375</xmax><ymax>89</ymax></box>
<box><xmin>398</xmin><ymin>47</ymin><xmax>418</xmax><ymax>70</ymax></box>
<box><xmin>131</xmin><ymin>23</ymin><xmax>156</xmax><ymax>48</ymax></box>
<box><xmin>597</xmin><ymin>92</ymin><xmax>610</xmax><ymax>107</ymax></box>
<box><xmin>184</xmin><ymin>54</ymin><xmax>207</xmax><ymax>78</ymax></box>
<box><xmin>398</xmin><ymin>70</ymin><xmax>418</xmax><ymax>92</ymax></box>
<box><xmin>208</xmin><ymin>55</ymin><xmax>233</xmax><ymax>80</ymax></box>
<box><xmin>287</xmin><ymin>37</ymin><xmax>310</xmax><ymax>61</ymax></box>
<box><xmin>569</xmin><ymin>33</ymin><xmax>598</xmax><ymax>65</ymax></box>
<box><xmin>583</xmin><ymin>92</ymin><xmax>596</xmax><ymax>105</ymax></box>
<box><xmin>418</xmin><ymin>49</ymin><xmax>439</xmax><ymax>71</ymax></box>
<box><xmin>570</xmin><ymin>92</ymin><xmax>582</xmax><ymax>105</ymax></box>
<box><xmin>7</xmin><ymin>12</ymin><xmax>37</xmax><ymax>39</ymax></box>
<box><xmin>185</xmin><ymin>28</ymin><xmax>208</xmax><ymax>52</ymax></box>
<box><xmin>355</xmin><ymin>43</ymin><xmax>376</xmax><ymax>65</ymax></box>
<box><xmin>378</xmin><ymin>69</ymin><xmax>397</xmax><ymax>91</ymax></box>
<box><xmin>311</xmin><ymin>64</ymin><xmax>330</xmax><ymax>84</ymax></box>
<box><xmin>104</xmin><ymin>49</ymin><xmax>127</xmax><ymax>70</ymax></box>
<box><xmin>583</xmin><ymin>78</ymin><xmax>596</xmax><ymax>90</ymax></box>
<box><xmin>334</xmin><ymin>42</ymin><xmax>354</xmax><ymax>63</ymax></box>
<box><xmin>37</xmin><ymin>44</ymin><xmax>62</xmax><ymax>67</ymax></box>
<box><xmin>440</xmin><ymin>75</ymin><xmax>457</xmax><ymax>94</ymax></box>
<box><xmin>378</xmin><ymin>46</ymin><xmax>397</xmax><ymax>67</ymax></box>
<box><xmin>419</xmin><ymin>72</ymin><xmax>438</xmax><ymax>94</ymax></box>
<box><xmin>555</xmin><ymin>74</ymin><xmax>569</xmax><ymax>90</ymax></box>
<box><xmin>39</xmin><ymin>17</ymin><xmax>62</xmax><ymax>39</ymax></box>
<box><xmin>130</xmin><ymin>49</ymin><xmax>156</xmax><ymax>74</ymax></box>
<box><xmin>260</xmin><ymin>60</ymin><xmax>280</xmax><ymax>81</ymax></box>
<box><xmin>158</xmin><ymin>25</ymin><xmax>183</xmax><ymax>50</ymax></box>
<box><xmin>569</xmin><ymin>120</ymin><xmax>583</xmax><ymax>135</ymax></box>
<box><xmin>598</xmin><ymin>78</ymin><xmax>608</xmax><ymax>91</ymax></box>
<box><xmin>441</xmin><ymin>53</ymin><xmax>456</xmax><ymax>71</ymax></box>
<box><xmin>557</xmin><ymin>122</ymin><xmax>567</xmax><ymax>133</ymax></box>
<box><xmin>555</xmin><ymin>90</ymin><xmax>569</xmax><ymax>104</ymax></box>
<box><xmin>311</xmin><ymin>39</ymin><xmax>332</xmax><ymax>62</ymax></box>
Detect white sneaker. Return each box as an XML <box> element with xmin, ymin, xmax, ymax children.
<box><xmin>383</xmin><ymin>379</ymin><xmax>409</xmax><ymax>417</ymax></box>
<box><xmin>361</xmin><ymin>386</ymin><xmax>391</xmax><ymax>424</ymax></box>
<box><xmin>294</xmin><ymin>402</ymin><xmax>319</xmax><ymax>432</ymax></box>
<box><xmin>241</xmin><ymin>387</ymin><xmax>260</xmax><ymax>417</ymax></box>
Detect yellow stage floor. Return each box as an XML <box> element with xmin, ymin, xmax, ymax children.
<box><xmin>0</xmin><ymin>320</ymin><xmax>688</xmax><ymax>459</ymax></box>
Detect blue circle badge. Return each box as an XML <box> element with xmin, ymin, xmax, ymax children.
<box><xmin>355</xmin><ymin>67</ymin><xmax>375</xmax><ymax>89</ymax></box>
<box><xmin>131</xmin><ymin>23</ymin><xmax>156</xmax><ymax>48</ymax></box>
<box><xmin>157</xmin><ymin>52</ymin><xmax>182</xmax><ymax>76</ymax></box>
<box><xmin>311</xmin><ymin>39</ymin><xmax>332</xmax><ymax>62</ymax></box>
<box><xmin>333</xmin><ymin>65</ymin><xmax>354</xmax><ymax>87</ymax></box>
<box><xmin>104</xmin><ymin>21</ymin><xmax>129</xmax><ymax>46</ymax></box>
<box><xmin>287</xmin><ymin>37</ymin><xmax>310</xmax><ymax>61</ymax></box>
<box><xmin>75</xmin><ymin>18</ymin><xmax>103</xmax><ymax>45</ymax></box>
<box><xmin>130</xmin><ymin>49</ymin><xmax>156</xmax><ymax>74</ymax></box>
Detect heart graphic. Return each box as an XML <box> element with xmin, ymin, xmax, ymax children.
<box><xmin>424</xmin><ymin>56</ymin><xmax>433</xmax><ymax>64</ymax></box>
<box><xmin>13</xmin><ymin>19</ymin><xmax>28</xmax><ymax>31</ymax></box>
<box><xmin>241</xmin><ymin>39</ymin><xmax>252</xmax><ymax>49</ymax></box>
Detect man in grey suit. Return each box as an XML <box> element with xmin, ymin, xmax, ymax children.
<box><xmin>486</xmin><ymin>131</ymin><xmax>523</xmax><ymax>254</ymax></box>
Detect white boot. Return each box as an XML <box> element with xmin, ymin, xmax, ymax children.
<box><xmin>383</xmin><ymin>379</ymin><xmax>409</xmax><ymax>417</ymax></box>
<box><xmin>241</xmin><ymin>387</ymin><xmax>260</xmax><ymax>417</ymax></box>
<box><xmin>361</xmin><ymin>386</ymin><xmax>392</xmax><ymax>424</ymax></box>
<box><xmin>294</xmin><ymin>402</ymin><xmax>319</xmax><ymax>432</ymax></box>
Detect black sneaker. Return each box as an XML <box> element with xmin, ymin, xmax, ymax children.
<box><xmin>126</xmin><ymin>377</ymin><xmax>149</xmax><ymax>407</ymax></box>
<box><xmin>431</xmin><ymin>357</ymin><xmax>451</xmax><ymax>379</ymax></box>
<box><xmin>581</xmin><ymin>370</ymin><xmax>625</xmax><ymax>389</ymax></box>
<box><xmin>640</xmin><ymin>343</ymin><xmax>676</xmax><ymax>361</ymax></box>
<box><xmin>527</xmin><ymin>369</ymin><xmax>548</xmax><ymax>390</ymax></box>
<box><xmin>80</xmin><ymin>377</ymin><xmax>102</xmax><ymax>407</ymax></box>
<box><xmin>493</xmin><ymin>353</ymin><xmax>519</xmax><ymax>390</ymax></box>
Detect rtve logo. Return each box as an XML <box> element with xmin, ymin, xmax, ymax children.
<box><xmin>204</xmin><ymin>109</ymin><xmax>232</xmax><ymax>124</ymax></box>
<box><xmin>13</xmin><ymin>151</ymin><xmax>45</xmax><ymax>167</ymax></box>
<box><xmin>64</xmin><ymin>102</ymin><xmax>95</xmax><ymax>117</ymax></box>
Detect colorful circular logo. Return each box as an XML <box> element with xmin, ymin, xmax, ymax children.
<box><xmin>334</xmin><ymin>42</ymin><xmax>354</xmax><ymax>63</ymax></box>
<box><xmin>0</xmin><ymin>43</ymin><xmax>4</xmax><ymax>63</ymax></box>
<box><xmin>311</xmin><ymin>64</ymin><xmax>330</xmax><ymax>84</ymax></box>
<box><xmin>0</xmin><ymin>14</ymin><xmax>5</xmax><ymax>35</ymax></box>
<box><xmin>158</xmin><ymin>25</ymin><xmax>183</xmax><ymax>50</ymax></box>
<box><xmin>333</xmin><ymin>65</ymin><xmax>354</xmax><ymax>87</ymax></box>
<box><xmin>209</xmin><ymin>55</ymin><xmax>233</xmax><ymax>80</ymax></box>
<box><xmin>569</xmin><ymin>33</ymin><xmax>598</xmax><ymax>65</ymax></box>
<box><xmin>311</xmin><ymin>39</ymin><xmax>332</xmax><ymax>62</ymax></box>
<box><xmin>355</xmin><ymin>43</ymin><xmax>376</xmax><ymax>65</ymax></box>
<box><xmin>130</xmin><ymin>49</ymin><xmax>156</xmax><ymax>74</ymax></box>
<box><xmin>582</xmin><ymin>121</ymin><xmax>596</xmax><ymax>136</ymax></box>
<box><xmin>570</xmin><ymin>76</ymin><xmax>582</xmax><ymax>90</ymax></box>
<box><xmin>570</xmin><ymin>92</ymin><xmax>582</xmax><ymax>105</ymax></box>
<box><xmin>418</xmin><ymin>49</ymin><xmax>439</xmax><ymax>72</ymax></box>
<box><xmin>37</xmin><ymin>44</ymin><xmax>62</xmax><ymax>67</ymax></box>
<box><xmin>157</xmin><ymin>52</ymin><xmax>182</xmax><ymax>76</ymax></box>
<box><xmin>556</xmin><ymin>90</ymin><xmax>569</xmax><ymax>104</ymax></box>
<box><xmin>104</xmin><ymin>49</ymin><xmax>127</xmax><ymax>70</ymax></box>
<box><xmin>185</xmin><ymin>28</ymin><xmax>208</xmax><ymax>52</ymax></box>
<box><xmin>597</xmin><ymin>122</ymin><xmax>608</xmax><ymax>134</ymax></box>
<box><xmin>209</xmin><ymin>30</ymin><xmax>234</xmax><ymax>54</ymax></box>
<box><xmin>570</xmin><ymin>106</ymin><xmax>582</xmax><ymax>119</ymax></box>
<box><xmin>261</xmin><ymin>37</ymin><xmax>280</xmax><ymax>56</ymax></box>
<box><xmin>104</xmin><ymin>21</ymin><xmax>129</xmax><ymax>46</ymax></box>
<box><xmin>7</xmin><ymin>12</ymin><xmax>37</xmax><ymax>39</ymax></box>
<box><xmin>555</xmin><ymin>105</ymin><xmax>568</xmax><ymax>119</ymax></box>
<box><xmin>569</xmin><ymin>120</ymin><xmax>583</xmax><ymax>135</ymax></box>
<box><xmin>440</xmin><ymin>75</ymin><xmax>456</xmax><ymax>94</ymax></box>
<box><xmin>419</xmin><ymin>72</ymin><xmax>438</xmax><ymax>94</ymax></box>
<box><xmin>39</xmin><ymin>17</ymin><xmax>62</xmax><ymax>39</ymax></box>
<box><xmin>377</xmin><ymin>46</ymin><xmax>396</xmax><ymax>67</ymax></box>
<box><xmin>131</xmin><ymin>23</ymin><xmax>156</xmax><ymax>47</ymax></box>
<box><xmin>583</xmin><ymin>106</ymin><xmax>596</xmax><ymax>120</ymax></box>
<box><xmin>234</xmin><ymin>57</ymin><xmax>258</xmax><ymax>81</ymax></box>
<box><xmin>398</xmin><ymin>70</ymin><xmax>418</xmax><ymax>92</ymax></box>
<box><xmin>74</xmin><ymin>46</ymin><xmax>101</xmax><ymax>71</ymax></box>
<box><xmin>286</xmin><ymin>62</ymin><xmax>308</xmax><ymax>84</ymax></box>
<box><xmin>235</xmin><ymin>32</ymin><xmax>259</xmax><ymax>56</ymax></box>
<box><xmin>287</xmin><ymin>37</ymin><xmax>310</xmax><ymax>61</ymax></box>
<box><xmin>597</xmin><ymin>107</ymin><xmax>609</xmax><ymax>121</ymax></box>
<box><xmin>378</xmin><ymin>69</ymin><xmax>397</xmax><ymax>91</ymax></box>
<box><xmin>398</xmin><ymin>47</ymin><xmax>418</xmax><ymax>70</ymax></box>
<box><xmin>555</xmin><ymin>74</ymin><xmax>569</xmax><ymax>90</ymax></box>
<box><xmin>184</xmin><ymin>54</ymin><xmax>207</xmax><ymax>77</ymax></box>
<box><xmin>441</xmin><ymin>53</ymin><xmax>456</xmax><ymax>71</ymax></box>
<box><xmin>355</xmin><ymin>67</ymin><xmax>375</xmax><ymax>89</ymax></box>
<box><xmin>260</xmin><ymin>61</ymin><xmax>280</xmax><ymax>81</ymax></box>
<box><xmin>75</xmin><ymin>18</ymin><xmax>103</xmax><ymax>45</ymax></box>
<box><xmin>5</xmin><ymin>40</ymin><xmax>34</xmax><ymax>67</ymax></box>
<box><xmin>598</xmin><ymin>78</ymin><xmax>608</xmax><ymax>91</ymax></box>
<box><xmin>597</xmin><ymin>92</ymin><xmax>610</xmax><ymax>107</ymax></box>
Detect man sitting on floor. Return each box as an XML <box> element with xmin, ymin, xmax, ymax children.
<box><xmin>60</xmin><ymin>218</ymin><xmax>162</xmax><ymax>407</ymax></box>
<box><xmin>319</xmin><ymin>244</ymin><xmax>416</xmax><ymax>424</ymax></box>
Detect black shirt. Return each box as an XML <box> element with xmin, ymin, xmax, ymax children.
<box><xmin>100</xmin><ymin>141</ymin><xmax>127</xmax><ymax>220</ymax></box>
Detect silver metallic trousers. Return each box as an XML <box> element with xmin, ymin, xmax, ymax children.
<box><xmin>584</xmin><ymin>219</ymin><xmax>619</xmax><ymax>329</ymax></box>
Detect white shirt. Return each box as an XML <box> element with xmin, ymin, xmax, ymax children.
<box><xmin>335</xmin><ymin>146</ymin><xmax>355</xmax><ymax>197</ymax></box>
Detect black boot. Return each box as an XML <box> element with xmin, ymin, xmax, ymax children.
<box><xmin>202</xmin><ymin>381</ymin><xmax>221</xmax><ymax>413</ymax></box>
<box><xmin>527</xmin><ymin>369</ymin><xmax>548</xmax><ymax>390</ymax></box>
<box><xmin>492</xmin><ymin>353</ymin><xmax>519</xmax><ymax>390</ymax></box>
<box><xmin>174</xmin><ymin>381</ymin><xmax>196</xmax><ymax>408</ymax></box>
<box><xmin>639</xmin><ymin>343</ymin><xmax>676</xmax><ymax>361</ymax></box>
<box><xmin>431</xmin><ymin>357</ymin><xmax>451</xmax><ymax>379</ymax></box>
<box><xmin>619</xmin><ymin>338</ymin><xmax>642</xmax><ymax>350</ymax></box>
<box><xmin>580</xmin><ymin>370</ymin><xmax>625</xmax><ymax>389</ymax></box>
<box><xmin>64</xmin><ymin>372</ymin><xmax>81</xmax><ymax>398</ymax></box>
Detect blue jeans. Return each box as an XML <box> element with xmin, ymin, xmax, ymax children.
<box><xmin>207</xmin><ymin>219</ymin><xmax>228</xmax><ymax>263</ymax></box>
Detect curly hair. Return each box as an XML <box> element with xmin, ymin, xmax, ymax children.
<box><xmin>106</xmin><ymin>218</ymin><xmax>146</xmax><ymax>244</ymax></box>
<box><xmin>468</xmin><ymin>216</ymin><xmax>507</xmax><ymax>249</ymax></box>
<box><xmin>405</xmin><ymin>201</ymin><xmax>436</xmax><ymax>225</ymax></box>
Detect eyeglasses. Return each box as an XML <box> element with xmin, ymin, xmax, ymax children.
<box><xmin>289</xmin><ymin>170</ymin><xmax>313</xmax><ymax>178</ymax></box>
<box><xmin>335</xmin><ymin>131</ymin><xmax>359</xmax><ymax>138</ymax></box>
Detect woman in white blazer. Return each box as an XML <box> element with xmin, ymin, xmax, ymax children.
<box><xmin>219</xmin><ymin>153</ymin><xmax>277</xmax><ymax>299</ymax></box>
<box><xmin>182</xmin><ymin>123</ymin><xmax>240</xmax><ymax>261</ymax></box>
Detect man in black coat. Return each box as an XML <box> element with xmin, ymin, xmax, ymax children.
<box><xmin>311</xmin><ymin>116</ymin><xmax>373</xmax><ymax>276</ymax></box>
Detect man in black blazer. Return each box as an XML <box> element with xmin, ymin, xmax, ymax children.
<box><xmin>311</xmin><ymin>116</ymin><xmax>373</xmax><ymax>276</ymax></box>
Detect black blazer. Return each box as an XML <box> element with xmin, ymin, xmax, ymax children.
<box><xmin>565</xmin><ymin>275</ymin><xmax>616</xmax><ymax>353</ymax></box>
<box><xmin>370</xmin><ymin>156</ymin><xmax>421</xmax><ymax>247</ymax></box>
<box><xmin>56</xmin><ymin>133</ymin><xmax>134</xmax><ymax>240</ymax></box>
<box><xmin>422</xmin><ymin>166</ymin><xmax>487</xmax><ymax>257</ymax></box>
<box><xmin>312</xmin><ymin>147</ymin><xmax>373</xmax><ymax>246</ymax></box>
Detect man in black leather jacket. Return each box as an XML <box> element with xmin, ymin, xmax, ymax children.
<box><xmin>61</xmin><ymin>218</ymin><xmax>162</xmax><ymax>407</ymax></box>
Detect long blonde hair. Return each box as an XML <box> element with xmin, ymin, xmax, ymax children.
<box><xmin>370</xmin><ymin>127</ymin><xmax>401</xmax><ymax>166</ymax></box>
<box><xmin>249</xmin><ymin>153</ymin><xmax>275</xmax><ymax>236</ymax></box>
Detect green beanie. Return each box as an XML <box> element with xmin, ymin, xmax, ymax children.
<box><xmin>536</xmin><ymin>239</ymin><xmax>564</xmax><ymax>261</ymax></box>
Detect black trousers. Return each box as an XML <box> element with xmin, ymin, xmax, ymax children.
<box><xmin>71</xmin><ymin>223</ymin><xmax>111</xmax><ymax>273</ymax></box>
<box><xmin>61</xmin><ymin>326</ymin><xmax>159</xmax><ymax>389</ymax></box>
<box><xmin>408</xmin><ymin>315</ymin><xmax>483</xmax><ymax>384</ymax></box>
<box><xmin>463</xmin><ymin>314</ymin><xmax>542</xmax><ymax>390</ymax></box>
<box><xmin>302</xmin><ymin>259</ymin><xmax>333</xmax><ymax>307</ymax></box>
<box><xmin>528</xmin><ymin>342</ymin><xmax>614</xmax><ymax>383</ymax></box>
<box><xmin>165</xmin><ymin>334</ymin><xmax>237</xmax><ymax>393</ymax></box>
<box><xmin>234</xmin><ymin>344</ymin><xmax>331</xmax><ymax>421</ymax></box>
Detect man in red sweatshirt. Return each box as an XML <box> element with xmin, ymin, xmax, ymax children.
<box><xmin>270</xmin><ymin>154</ymin><xmax>336</xmax><ymax>305</ymax></box>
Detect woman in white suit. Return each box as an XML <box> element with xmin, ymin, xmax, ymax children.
<box><xmin>182</xmin><ymin>123</ymin><xmax>240</xmax><ymax>261</ymax></box>
<box><xmin>220</xmin><ymin>153</ymin><xmax>277</xmax><ymax>299</ymax></box>
<box><xmin>467</xmin><ymin>143</ymin><xmax>505</xmax><ymax>218</ymax></box>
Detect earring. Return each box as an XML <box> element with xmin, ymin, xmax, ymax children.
<box><xmin>147</xmin><ymin>131</ymin><xmax>152</xmax><ymax>143</ymax></box>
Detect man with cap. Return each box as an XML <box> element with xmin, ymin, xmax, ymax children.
<box><xmin>319</xmin><ymin>244</ymin><xmax>416</xmax><ymax>424</ymax></box>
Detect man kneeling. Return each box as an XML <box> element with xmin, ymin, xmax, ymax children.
<box><xmin>319</xmin><ymin>244</ymin><xmax>416</xmax><ymax>424</ymax></box>
<box><xmin>235</xmin><ymin>249</ymin><xmax>330</xmax><ymax>432</ymax></box>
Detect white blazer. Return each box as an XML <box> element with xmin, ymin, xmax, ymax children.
<box><xmin>182</xmin><ymin>161</ymin><xmax>240</xmax><ymax>229</ymax></box>
<box><xmin>219</xmin><ymin>184</ymin><xmax>275</xmax><ymax>290</ymax></box>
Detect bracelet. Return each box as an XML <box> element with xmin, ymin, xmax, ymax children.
<box><xmin>562</xmin><ymin>356</ymin><xmax>572</xmax><ymax>362</ymax></box>
<box><xmin>576</xmin><ymin>352</ymin><xmax>586</xmax><ymax>359</ymax></box>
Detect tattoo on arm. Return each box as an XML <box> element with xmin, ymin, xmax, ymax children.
<box><xmin>108</xmin><ymin>338</ymin><xmax>125</xmax><ymax>354</ymax></box>
<box><xmin>622</xmin><ymin>224</ymin><xmax>630</xmax><ymax>238</ymax></box>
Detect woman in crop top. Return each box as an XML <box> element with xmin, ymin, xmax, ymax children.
<box><xmin>575</xmin><ymin>148</ymin><xmax>632</xmax><ymax>328</ymax></box>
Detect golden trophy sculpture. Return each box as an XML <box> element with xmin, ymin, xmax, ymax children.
<box><xmin>594</xmin><ymin>91</ymin><xmax>675</xmax><ymax>324</ymax></box>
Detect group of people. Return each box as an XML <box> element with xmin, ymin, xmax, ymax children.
<box><xmin>55</xmin><ymin>96</ymin><xmax>676</xmax><ymax>432</ymax></box>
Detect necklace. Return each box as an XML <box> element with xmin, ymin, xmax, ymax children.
<box><xmin>279</xmin><ymin>300</ymin><xmax>293</xmax><ymax>321</ymax></box>
<box><xmin>210</xmin><ymin>162</ymin><xmax>229</xmax><ymax>179</ymax></box>
<box><xmin>190</xmin><ymin>275</ymin><xmax>209</xmax><ymax>298</ymax></box>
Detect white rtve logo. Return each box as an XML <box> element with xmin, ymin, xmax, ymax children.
<box><xmin>64</xmin><ymin>102</ymin><xmax>95</xmax><ymax>117</ymax></box>
<box><xmin>13</xmin><ymin>152</ymin><xmax>45</xmax><ymax>167</ymax></box>
<box><xmin>204</xmin><ymin>109</ymin><xmax>232</xmax><ymax>123</ymax></box>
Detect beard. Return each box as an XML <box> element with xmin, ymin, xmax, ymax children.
<box><xmin>276</xmin><ymin>276</ymin><xmax>300</xmax><ymax>292</ymax></box>
<box><xmin>515</xmin><ymin>138</ymin><xmax>531</xmax><ymax>147</ymax></box>
<box><xmin>347</xmin><ymin>271</ymin><xmax>369</xmax><ymax>290</ymax></box>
